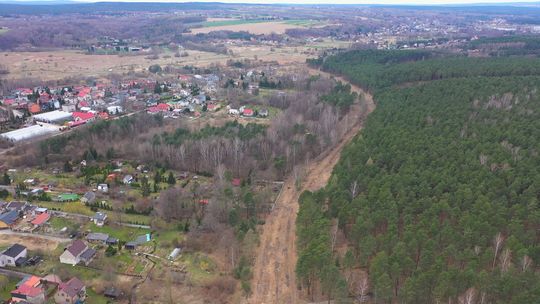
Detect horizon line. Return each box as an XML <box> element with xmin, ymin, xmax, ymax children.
<box><xmin>1</xmin><ymin>0</ymin><xmax>540</xmax><ymax>6</ymax></box>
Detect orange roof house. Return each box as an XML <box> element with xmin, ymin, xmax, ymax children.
<box><xmin>28</xmin><ymin>104</ymin><xmax>41</xmax><ymax>114</ymax></box>
<box><xmin>31</xmin><ymin>212</ymin><xmax>50</xmax><ymax>226</ymax></box>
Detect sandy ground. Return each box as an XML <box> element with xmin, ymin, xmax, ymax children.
<box><xmin>191</xmin><ymin>22</ymin><xmax>303</xmax><ymax>35</ymax></box>
<box><xmin>0</xmin><ymin>230</ymin><xmax>68</xmax><ymax>251</ymax></box>
<box><xmin>246</xmin><ymin>69</ymin><xmax>375</xmax><ymax>304</ymax></box>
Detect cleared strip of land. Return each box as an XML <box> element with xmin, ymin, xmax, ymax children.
<box><xmin>247</xmin><ymin>69</ymin><xmax>375</xmax><ymax>304</ymax></box>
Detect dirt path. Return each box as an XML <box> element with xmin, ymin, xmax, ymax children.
<box><xmin>246</xmin><ymin>68</ymin><xmax>375</xmax><ymax>304</ymax></box>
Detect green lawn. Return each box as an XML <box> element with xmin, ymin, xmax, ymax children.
<box><xmin>12</xmin><ymin>169</ymin><xmax>86</xmax><ymax>190</ymax></box>
<box><xmin>0</xmin><ymin>276</ymin><xmax>18</xmax><ymax>301</ymax></box>
<box><xmin>37</xmin><ymin>201</ymin><xmax>95</xmax><ymax>216</ymax></box>
<box><xmin>86</xmin><ymin>288</ymin><xmax>110</xmax><ymax>304</ymax></box>
<box><xmin>87</xmin><ymin>223</ymin><xmax>150</xmax><ymax>241</ymax></box>
<box><xmin>283</xmin><ymin>19</ymin><xmax>323</xmax><ymax>27</ymax></box>
<box><xmin>36</xmin><ymin>201</ymin><xmax>151</xmax><ymax>225</ymax></box>
<box><xmin>180</xmin><ymin>253</ymin><xmax>217</xmax><ymax>284</ymax></box>
<box><xmin>49</xmin><ymin>216</ymin><xmax>81</xmax><ymax>230</ymax></box>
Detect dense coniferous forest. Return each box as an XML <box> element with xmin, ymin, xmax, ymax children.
<box><xmin>318</xmin><ymin>49</ymin><xmax>540</xmax><ymax>92</ymax></box>
<box><xmin>298</xmin><ymin>49</ymin><xmax>540</xmax><ymax>303</ymax></box>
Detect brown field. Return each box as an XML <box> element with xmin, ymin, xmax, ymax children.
<box><xmin>0</xmin><ymin>45</ymin><xmax>316</xmax><ymax>81</ymax></box>
<box><xmin>0</xmin><ymin>39</ymin><xmax>349</xmax><ymax>82</ymax></box>
<box><xmin>0</xmin><ymin>50</ymin><xmax>230</xmax><ymax>81</ymax></box>
<box><xmin>0</xmin><ymin>233</ymin><xmax>63</xmax><ymax>251</ymax></box>
<box><xmin>191</xmin><ymin>21</ymin><xmax>303</xmax><ymax>35</ymax></box>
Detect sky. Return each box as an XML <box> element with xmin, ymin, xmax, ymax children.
<box><xmin>9</xmin><ymin>0</ymin><xmax>540</xmax><ymax>5</ymax></box>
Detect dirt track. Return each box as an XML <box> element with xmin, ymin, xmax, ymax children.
<box><xmin>247</xmin><ymin>69</ymin><xmax>375</xmax><ymax>304</ymax></box>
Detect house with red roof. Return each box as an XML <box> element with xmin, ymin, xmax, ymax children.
<box><xmin>78</xmin><ymin>100</ymin><xmax>89</xmax><ymax>108</ymax></box>
<box><xmin>232</xmin><ymin>178</ymin><xmax>242</xmax><ymax>187</ymax></box>
<box><xmin>2</xmin><ymin>98</ymin><xmax>15</xmax><ymax>106</ymax></box>
<box><xmin>77</xmin><ymin>87</ymin><xmax>91</xmax><ymax>98</ymax></box>
<box><xmin>242</xmin><ymin>108</ymin><xmax>254</xmax><ymax>117</ymax></box>
<box><xmin>28</xmin><ymin>103</ymin><xmax>41</xmax><ymax>114</ymax></box>
<box><xmin>147</xmin><ymin>103</ymin><xmax>170</xmax><ymax>114</ymax></box>
<box><xmin>31</xmin><ymin>212</ymin><xmax>50</xmax><ymax>227</ymax></box>
<box><xmin>10</xmin><ymin>275</ymin><xmax>46</xmax><ymax>304</ymax></box>
<box><xmin>97</xmin><ymin>111</ymin><xmax>109</xmax><ymax>120</ymax></box>
<box><xmin>72</xmin><ymin>111</ymin><xmax>95</xmax><ymax>122</ymax></box>
<box><xmin>18</xmin><ymin>88</ymin><xmax>34</xmax><ymax>96</ymax></box>
<box><xmin>54</xmin><ymin>277</ymin><xmax>86</xmax><ymax>304</ymax></box>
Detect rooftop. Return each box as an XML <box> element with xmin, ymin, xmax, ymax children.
<box><xmin>59</xmin><ymin>277</ymin><xmax>85</xmax><ymax>298</ymax></box>
<box><xmin>31</xmin><ymin>212</ymin><xmax>50</xmax><ymax>226</ymax></box>
<box><xmin>0</xmin><ymin>210</ymin><xmax>19</xmax><ymax>225</ymax></box>
<box><xmin>66</xmin><ymin>240</ymin><xmax>87</xmax><ymax>257</ymax></box>
<box><xmin>2</xmin><ymin>243</ymin><xmax>26</xmax><ymax>258</ymax></box>
<box><xmin>0</xmin><ymin>124</ymin><xmax>60</xmax><ymax>142</ymax></box>
<box><xmin>32</xmin><ymin>110</ymin><xmax>72</xmax><ymax>122</ymax></box>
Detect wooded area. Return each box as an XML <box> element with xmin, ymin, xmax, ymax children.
<box><xmin>297</xmin><ymin>49</ymin><xmax>540</xmax><ymax>303</ymax></box>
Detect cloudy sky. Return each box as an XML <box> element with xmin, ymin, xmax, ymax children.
<box><xmin>18</xmin><ymin>0</ymin><xmax>540</xmax><ymax>4</ymax></box>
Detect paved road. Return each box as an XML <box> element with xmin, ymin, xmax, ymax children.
<box><xmin>0</xmin><ymin>267</ymin><xmax>31</xmax><ymax>279</ymax></box>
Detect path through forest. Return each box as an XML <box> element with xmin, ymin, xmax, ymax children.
<box><xmin>246</xmin><ymin>68</ymin><xmax>375</xmax><ymax>304</ymax></box>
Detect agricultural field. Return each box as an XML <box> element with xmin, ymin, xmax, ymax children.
<box><xmin>200</xmin><ymin>18</ymin><xmax>268</xmax><ymax>27</ymax></box>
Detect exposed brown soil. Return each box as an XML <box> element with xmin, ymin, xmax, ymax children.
<box><xmin>0</xmin><ymin>231</ymin><xmax>65</xmax><ymax>251</ymax></box>
<box><xmin>246</xmin><ymin>68</ymin><xmax>375</xmax><ymax>304</ymax></box>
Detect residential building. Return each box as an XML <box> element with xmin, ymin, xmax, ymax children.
<box><xmin>0</xmin><ymin>210</ymin><xmax>20</xmax><ymax>229</ymax></box>
<box><xmin>86</xmin><ymin>232</ymin><xmax>118</xmax><ymax>245</ymax></box>
<box><xmin>10</xmin><ymin>275</ymin><xmax>46</xmax><ymax>304</ymax></box>
<box><xmin>97</xmin><ymin>184</ymin><xmax>108</xmax><ymax>193</ymax></box>
<box><xmin>59</xmin><ymin>240</ymin><xmax>95</xmax><ymax>266</ymax></box>
<box><xmin>81</xmin><ymin>191</ymin><xmax>96</xmax><ymax>204</ymax></box>
<box><xmin>31</xmin><ymin>212</ymin><xmax>50</xmax><ymax>227</ymax></box>
<box><xmin>0</xmin><ymin>244</ymin><xmax>27</xmax><ymax>267</ymax></box>
<box><xmin>54</xmin><ymin>277</ymin><xmax>86</xmax><ymax>304</ymax></box>
<box><xmin>91</xmin><ymin>212</ymin><xmax>107</xmax><ymax>227</ymax></box>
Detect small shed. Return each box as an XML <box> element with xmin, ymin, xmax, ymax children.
<box><xmin>168</xmin><ymin>248</ymin><xmax>182</xmax><ymax>261</ymax></box>
<box><xmin>104</xmin><ymin>286</ymin><xmax>122</xmax><ymax>299</ymax></box>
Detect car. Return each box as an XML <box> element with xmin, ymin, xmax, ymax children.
<box><xmin>26</xmin><ymin>255</ymin><xmax>43</xmax><ymax>266</ymax></box>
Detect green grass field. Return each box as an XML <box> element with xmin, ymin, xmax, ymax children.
<box><xmin>0</xmin><ymin>276</ymin><xmax>18</xmax><ymax>300</ymax></box>
<box><xmin>36</xmin><ymin>201</ymin><xmax>152</xmax><ymax>225</ymax></box>
<box><xmin>88</xmin><ymin>222</ymin><xmax>150</xmax><ymax>241</ymax></box>
<box><xmin>283</xmin><ymin>19</ymin><xmax>323</xmax><ymax>27</ymax></box>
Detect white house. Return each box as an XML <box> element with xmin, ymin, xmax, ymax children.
<box><xmin>91</xmin><ymin>212</ymin><xmax>108</xmax><ymax>227</ymax></box>
<box><xmin>97</xmin><ymin>184</ymin><xmax>108</xmax><ymax>193</ymax></box>
<box><xmin>59</xmin><ymin>240</ymin><xmax>95</xmax><ymax>266</ymax></box>
<box><xmin>0</xmin><ymin>244</ymin><xmax>27</xmax><ymax>267</ymax></box>
<box><xmin>107</xmin><ymin>106</ymin><xmax>123</xmax><ymax>115</ymax></box>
